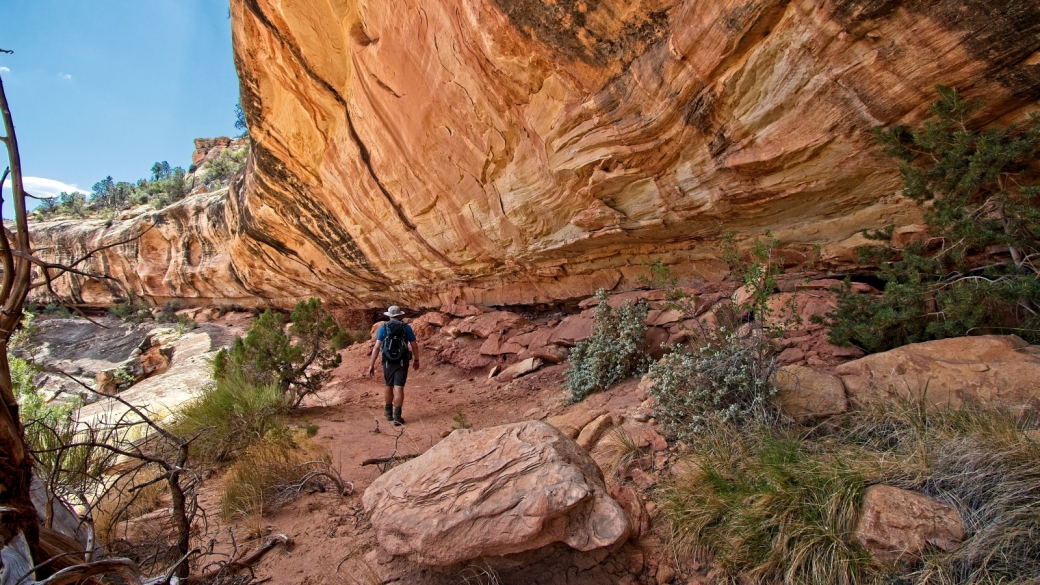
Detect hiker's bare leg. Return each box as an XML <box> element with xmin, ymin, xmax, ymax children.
<box><xmin>393</xmin><ymin>386</ymin><xmax>405</xmax><ymax>407</ymax></box>
<box><xmin>383</xmin><ymin>385</ymin><xmax>394</xmax><ymax>405</ymax></box>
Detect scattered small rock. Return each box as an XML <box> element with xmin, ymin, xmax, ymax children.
<box><xmin>656</xmin><ymin>564</ymin><xmax>676</xmax><ymax>584</ymax></box>
<box><xmin>854</xmin><ymin>485</ymin><xmax>965</xmax><ymax>564</ymax></box>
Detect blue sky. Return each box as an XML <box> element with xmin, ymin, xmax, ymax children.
<box><xmin>0</xmin><ymin>1</ymin><xmax>241</xmax><ymax>214</ymax></box>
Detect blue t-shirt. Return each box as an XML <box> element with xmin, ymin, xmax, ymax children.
<box><xmin>376</xmin><ymin>322</ymin><xmax>417</xmax><ymax>343</ymax></box>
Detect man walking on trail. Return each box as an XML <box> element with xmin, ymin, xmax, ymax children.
<box><xmin>367</xmin><ymin>306</ymin><xmax>421</xmax><ymax>426</ymax></box>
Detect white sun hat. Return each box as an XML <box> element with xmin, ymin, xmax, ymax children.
<box><xmin>384</xmin><ymin>305</ymin><xmax>406</xmax><ymax>317</ymax></box>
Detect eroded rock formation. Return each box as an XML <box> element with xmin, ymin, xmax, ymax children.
<box><xmin>362</xmin><ymin>420</ymin><xmax>630</xmax><ymax>565</ymax></box>
<box><xmin>31</xmin><ymin>0</ymin><xmax>1040</xmax><ymax>308</ymax></box>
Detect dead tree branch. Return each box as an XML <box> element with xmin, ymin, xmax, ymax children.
<box><xmin>183</xmin><ymin>534</ymin><xmax>289</xmax><ymax>585</ymax></box>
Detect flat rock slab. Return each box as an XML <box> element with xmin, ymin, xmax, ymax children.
<box><xmin>363</xmin><ymin>420</ymin><xmax>630</xmax><ymax>566</ymax></box>
<box><xmin>77</xmin><ymin>324</ymin><xmax>243</xmax><ymax>426</ymax></box>
<box><xmin>836</xmin><ymin>335</ymin><xmax>1040</xmax><ymax>414</ymax></box>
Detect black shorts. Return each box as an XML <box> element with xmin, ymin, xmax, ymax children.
<box><xmin>382</xmin><ymin>360</ymin><xmax>409</xmax><ymax>387</ymax></box>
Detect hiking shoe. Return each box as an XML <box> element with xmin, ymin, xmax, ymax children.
<box><xmin>393</xmin><ymin>407</ymin><xmax>405</xmax><ymax>426</ymax></box>
<box><xmin>384</xmin><ymin>404</ymin><xmax>394</xmax><ymax>422</ymax></box>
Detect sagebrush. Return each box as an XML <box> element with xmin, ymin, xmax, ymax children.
<box><xmin>647</xmin><ymin>320</ymin><xmax>777</xmax><ymax>442</ymax></box>
<box><xmin>566</xmin><ymin>289</ymin><xmax>650</xmax><ymax>402</ymax></box>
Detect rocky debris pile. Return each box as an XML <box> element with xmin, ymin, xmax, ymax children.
<box><xmin>363</xmin><ymin>420</ymin><xmax>630</xmax><ymax>566</ymax></box>
<box><xmin>540</xmin><ymin>367</ymin><xmax>978</xmax><ymax>581</ymax></box>
<box><xmin>403</xmin><ymin>278</ymin><xmax>872</xmax><ymax>387</ymax></box>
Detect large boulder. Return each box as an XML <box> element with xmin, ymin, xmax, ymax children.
<box><xmin>363</xmin><ymin>421</ymin><xmax>631</xmax><ymax>566</ymax></box>
<box><xmin>854</xmin><ymin>485</ymin><xmax>965</xmax><ymax>564</ymax></box>
<box><xmin>836</xmin><ymin>335</ymin><xmax>1040</xmax><ymax>414</ymax></box>
<box><xmin>771</xmin><ymin>365</ymin><xmax>848</xmax><ymax>423</ymax></box>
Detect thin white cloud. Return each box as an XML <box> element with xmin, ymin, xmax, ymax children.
<box><xmin>1</xmin><ymin>176</ymin><xmax>88</xmax><ymax>201</ymax></box>
<box><xmin>0</xmin><ymin>67</ymin><xmax>9</xmax><ymax>73</ymax></box>
<box><xmin>59</xmin><ymin>72</ymin><xmax>72</xmax><ymax>80</ymax></box>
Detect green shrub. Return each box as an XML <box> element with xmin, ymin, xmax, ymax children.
<box><xmin>38</xmin><ymin>303</ymin><xmax>74</xmax><ymax>318</ymax></box>
<box><xmin>9</xmin><ymin>314</ymin><xmax>76</xmax><ymax>427</ymax></box>
<box><xmin>170</xmin><ymin>373</ymin><xmax>287</xmax><ymax>462</ymax></box>
<box><xmin>826</xmin><ymin>87</ymin><xmax>1040</xmax><ymax>353</ymax></box>
<box><xmin>36</xmin><ymin>190</ymin><xmax>89</xmax><ymax>219</ymax></box>
<box><xmin>213</xmin><ymin>298</ymin><xmax>341</xmax><ymax>407</ymax></box>
<box><xmin>156</xmin><ymin>302</ymin><xmax>197</xmax><ymax>332</ymax></box>
<box><xmin>35</xmin><ymin>158</ymin><xmax>195</xmax><ymax>219</ymax></box>
<box><xmin>643</xmin><ymin>235</ymin><xmax>787</xmax><ymax>441</ymax></box>
<box><xmin>566</xmin><ymin>289</ymin><xmax>650</xmax><ymax>402</ymax></box>
<box><xmin>330</xmin><ymin>328</ymin><xmax>368</xmax><ymax>351</ymax></box>
<box><xmin>451</xmin><ymin>408</ymin><xmax>473</xmax><ymax>430</ymax></box>
<box><xmin>109</xmin><ymin>293</ymin><xmax>152</xmax><ymax>323</ymax></box>
<box><xmin>201</xmin><ymin>146</ymin><xmax>247</xmax><ymax>189</ymax></box>
<box><xmin>156</xmin><ymin>301</ymin><xmax>178</xmax><ymax>323</ymax></box>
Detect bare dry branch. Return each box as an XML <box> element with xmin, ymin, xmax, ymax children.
<box><xmin>183</xmin><ymin>534</ymin><xmax>289</xmax><ymax>585</ymax></box>
<box><xmin>34</xmin><ymin>558</ymin><xmax>145</xmax><ymax>585</ymax></box>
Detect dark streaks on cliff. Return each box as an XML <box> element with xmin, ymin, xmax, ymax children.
<box><xmin>491</xmin><ymin>0</ymin><xmax>672</xmax><ymax>69</ymax></box>
<box><xmin>240</xmin><ymin>0</ymin><xmax>458</xmax><ymax>277</ymax></box>
<box><xmin>247</xmin><ymin>142</ymin><xmax>390</xmax><ymax>288</ymax></box>
<box><xmin>830</xmin><ymin>0</ymin><xmax>1040</xmax><ymax>99</ymax></box>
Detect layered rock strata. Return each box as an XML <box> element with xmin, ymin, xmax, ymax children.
<box><xmin>32</xmin><ymin>0</ymin><xmax>1040</xmax><ymax>308</ymax></box>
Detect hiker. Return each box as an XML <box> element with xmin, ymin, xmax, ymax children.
<box><xmin>367</xmin><ymin>305</ymin><xmax>421</xmax><ymax>426</ymax></box>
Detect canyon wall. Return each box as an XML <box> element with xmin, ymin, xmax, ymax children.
<box><xmin>32</xmin><ymin>0</ymin><xmax>1040</xmax><ymax>309</ymax></box>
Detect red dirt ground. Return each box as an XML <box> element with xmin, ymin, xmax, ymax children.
<box><xmin>191</xmin><ymin>341</ymin><xmax>666</xmax><ymax>585</ymax></box>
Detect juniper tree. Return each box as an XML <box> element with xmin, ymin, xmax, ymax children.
<box><xmin>827</xmin><ymin>87</ymin><xmax>1040</xmax><ymax>352</ymax></box>
<box><xmin>213</xmin><ymin>298</ymin><xmax>342</xmax><ymax>407</ymax></box>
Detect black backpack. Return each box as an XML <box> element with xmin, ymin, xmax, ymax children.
<box><xmin>381</xmin><ymin>320</ymin><xmax>410</xmax><ymax>364</ymax></box>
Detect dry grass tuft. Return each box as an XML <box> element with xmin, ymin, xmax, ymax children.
<box><xmin>170</xmin><ymin>373</ymin><xmax>287</xmax><ymax>463</ymax></box>
<box><xmin>92</xmin><ymin>468</ymin><xmax>168</xmax><ymax>544</ymax></box>
<box><xmin>662</xmin><ymin>398</ymin><xmax>1040</xmax><ymax>585</ymax></box>
<box><xmin>598</xmin><ymin>426</ymin><xmax>644</xmax><ymax>479</ymax></box>
<box><xmin>664</xmin><ymin>423</ymin><xmax>882</xmax><ymax>585</ymax></box>
<box><xmin>457</xmin><ymin>561</ymin><xmax>502</xmax><ymax>585</ymax></box>
<box><xmin>221</xmin><ymin>436</ymin><xmax>343</xmax><ymax>522</ymax></box>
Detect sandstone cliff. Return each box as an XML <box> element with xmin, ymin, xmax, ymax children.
<box><xmin>31</xmin><ymin>0</ymin><xmax>1040</xmax><ymax>308</ymax></box>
